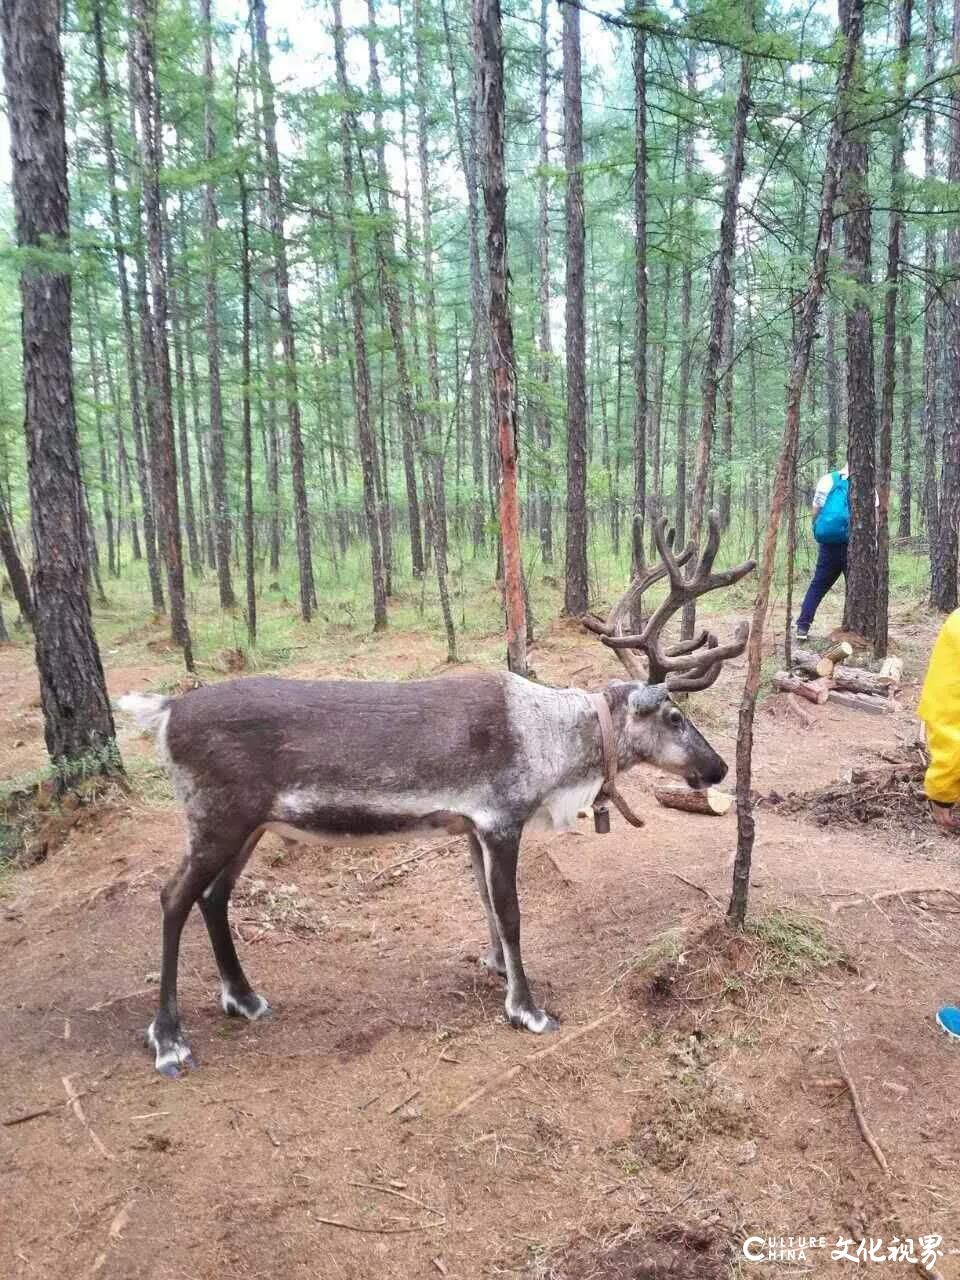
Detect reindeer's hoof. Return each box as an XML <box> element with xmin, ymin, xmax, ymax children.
<box><xmin>146</xmin><ymin>1021</ymin><xmax>197</xmax><ymax>1078</ymax></box>
<box><xmin>507</xmin><ymin>1004</ymin><xmax>560</xmax><ymax>1034</ymax></box>
<box><xmin>221</xmin><ymin>988</ymin><xmax>271</xmax><ymax>1021</ymax></box>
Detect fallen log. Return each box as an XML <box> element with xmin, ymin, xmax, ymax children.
<box><xmin>775</xmin><ymin>672</ymin><xmax>830</xmax><ymax>704</ymax></box>
<box><xmin>653</xmin><ymin>785</ymin><xmax>733</xmax><ymax>816</ymax></box>
<box><xmin>793</xmin><ymin>650</ymin><xmax>900</xmax><ymax>696</ymax></box>
<box><xmin>827</xmin><ymin>689</ymin><xmax>895</xmax><ymax>716</ymax></box>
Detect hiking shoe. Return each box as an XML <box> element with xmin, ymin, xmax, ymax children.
<box><xmin>936</xmin><ymin>1006</ymin><xmax>960</xmax><ymax>1040</ymax></box>
<box><xmin>795</xmin><ymin>627</ymin><xmax>809</xmax><ymax>643</ymax></box>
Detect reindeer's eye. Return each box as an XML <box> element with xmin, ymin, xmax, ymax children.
<box><xmin>667</xmin><ymin>707</ymin><xmax>684</xmax><ymax>729</ymax></box>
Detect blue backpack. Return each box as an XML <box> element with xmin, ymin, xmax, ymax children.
<box><xmin>813</xmin><ymin>472</ymin><xmax>850</xmax><ymax>545</ymax></box>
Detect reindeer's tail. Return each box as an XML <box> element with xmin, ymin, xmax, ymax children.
<box><xmin>117</xmin><ymin>692</ymin><xmax>171</xmax><ymax>735</ymax></box>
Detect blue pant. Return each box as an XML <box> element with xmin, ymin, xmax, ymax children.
<box><xmin>797</xmin><ymin>541</ymin><xmax>847</xmax><ymax>631</ymax></box>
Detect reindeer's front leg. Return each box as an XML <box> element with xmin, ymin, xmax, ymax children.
<box><xmin>475</xmin><ymin>824</ymin><xmax>559</xmax><ymax>1034</ymax></box>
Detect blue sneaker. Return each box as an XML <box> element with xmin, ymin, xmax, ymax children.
<box><xmin>936</xmin><ymin>1006</ymin><xmax>960</xmax><ymax>1040</ymax></box>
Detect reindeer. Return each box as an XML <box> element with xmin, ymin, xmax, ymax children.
<box><xmin>119</xmin><ymin>514</ymin><xmax>753</xmax><ymax>1076</ymax></box>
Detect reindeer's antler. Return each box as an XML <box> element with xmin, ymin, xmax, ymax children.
<box><xmin>583</xmin><ymin>511</ymin><xmax>756</xmax><ymax>690</ymax></box>
<box><xmin>581</xmin><ymin>522</ymin><xmax>696</xmax><ymax>680</ymax></box>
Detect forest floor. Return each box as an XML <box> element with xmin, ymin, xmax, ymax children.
<box><xmin>2</xmin><ymin>590</ymin><xmax>960</xmax><ymax>1280</ymax></box>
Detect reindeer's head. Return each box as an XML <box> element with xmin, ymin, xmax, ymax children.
<box><xmin>584</xmin><ymin>512</ymin><xmax>756</xmax><ymax>790</ymax></box>
<box><xmin>620</xmin><ymin>682</ymin><xmax>728</xmax><ymax>788</ymax></box>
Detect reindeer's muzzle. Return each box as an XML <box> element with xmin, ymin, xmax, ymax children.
<box><xmin>685</xmin><ymin>745</ymin><xmax>728</xmax><ymax>790</ymax></box>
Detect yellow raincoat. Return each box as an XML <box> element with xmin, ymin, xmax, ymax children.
<box><xmin>918</xmin><ymin>609</ymin><xmax>960</xmax><ymax>806</ymax></box>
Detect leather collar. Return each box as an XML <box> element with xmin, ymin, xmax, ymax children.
<box><xmin>589</xmin><ymin>692</ymin><xmax>645</xmax><ymax>829</ymax></box>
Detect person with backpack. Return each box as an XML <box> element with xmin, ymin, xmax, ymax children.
<box><xmin>795</xmin><ymin>464</ymin><xmax>851</xmax><ymax>642</ymax></box>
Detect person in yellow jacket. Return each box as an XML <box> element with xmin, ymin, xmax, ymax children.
<box><xmin>919</xmin><ymin>610</ymin><xmax>960</xmax><ymax>1039</ymax></box>
<box><xmin>918</xmin><ymin>609</ymin><xmax>960</xmax><ymax>833</ymax></box>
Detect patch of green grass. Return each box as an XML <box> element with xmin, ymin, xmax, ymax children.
<box><xmin>125</xmin><ymin>753</ymin><xmax>175</xmax><ymax>807</ymax></box>
<box><xmin>746</xmin><ymin>909</ymin><xmax>842</xmax><ymax>981</ymax></box>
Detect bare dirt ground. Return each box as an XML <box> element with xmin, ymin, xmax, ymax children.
<box><xmin>3</xmin><ymin>605</ymin><xmax>960</xmax><ymax>1279</ymax></box>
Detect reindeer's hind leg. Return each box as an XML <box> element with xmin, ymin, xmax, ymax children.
<box><xmin>198</xmin><ymin>826</ymin><xmax>271</xmax><ymax>1022</ymax></box>
<box><xmin>147</xmin><ymin>847</ymin><xmax>221</xmax><ymax>1077</ymax></box>
<box><xmin>468</xmin><ymin>832</ymin><xmax>506</xmax><ymax>977</ymax></box>
<box><xmin>475</xmin><ymin>824</ymin><xmax>559</xmax><ymax>1034</ymax></box>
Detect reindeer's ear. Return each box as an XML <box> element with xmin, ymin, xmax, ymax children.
<box><xmin>628</xmin><ymin>684</ymin><xmax>668</xmax><ymax>716</ymax></box>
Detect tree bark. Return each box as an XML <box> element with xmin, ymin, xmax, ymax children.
<box><xmin>875</xmin><ymin>0</ymin><xmax>912</xmax><ymax>657</ymax></box>
<box><xmin>898</xmin><ymin>295</ymin><xmax>913</xmax><ymax>539</ymax></box>
<box><xmin>91</xmin><ymin>0</ymin><xmax>163</xmax><ymax>611</ymax></box>
<box><xmin>252</xmin><ymin>0</ymin><xmax>315</xmax><ymax>620</ymax></box>
<box><xmin>674</xmin><ymin>51</ymin><xmax>697</xmax><ymax>545</ymax></box>
<box><xmin>235</xmin><ymin>63</ymin><xmax>257</xmax><ymax>645</ymax></box>
<box><xmin>825</xmin><ymin>302</ymin><xmax>840</xmax><ymax>471</ymax></box>
<box><xmin>631</xmin><ymin>2</ymin><xmax>648</xmax><ymax>581</ymax></box>
<box><xmin>684</xmin><ymin>45</ymin><xmax>749</xmax><ymax>639</ymax></box>
<box><xmin>1</xmin><ymin>0</ymin><xmax>119</xmax><ymax>775</ymax></box>
<box><xmin>368</xmin><ymin>0</ymin><xmax>424</xmax><ymax>582</ymax></box>
<box><xmin>0</xmin><ymin>492</ymin><xmax>33</xmax><ymax>625</ymax></box>
<box><xmin>730</xmin><ymin>0</ymin><xmax>862</xmax><ymax>926</ymax></box>
<box><xmin>562</xmin><ymin>0</ymin><xmax>588</xmax><ymax>616</ymax></box>
<box><xmin>332</xmin><ymin>0</ymin><xmax>388</xmax><ymax>632</ymax></box>
<box><xmin>475</xmin><ymin>0</ymin><xmax>527</xmax><ymax>674</ymax></box>
<box><xmin>932</xmin><ymin>0</ymin><xmax>960</xmax><ymax>610</ymax></box>
<box><xmin>201</xmin><ymin>0</ymin><xmax>235</xmax><ymax>609</ymax></box>
<box><xmin>132</xmin><ymin>0</ymin><xmax>193</xmax><ymax>669</ymax></box>
<box><xmin>169</xmin><ymin>183</ymin><xmax>202</xmax><ymax>578</ymax></box>
<box><xmin>840</xmin><ymin>0</ymin><xmax>878</xmax><ymax>640</ymax></box>
<box><xmin>654</xmin><ymin>786</ymin><xmax>733</xmax><ymax>816</ymax></box>
<box><xmin>84</xmin><ymin>283</ymin><xmax>117</xmax><ymax>579</ymax></box>
<box><xmin>922</xmin><ymin>0</ymin><xmax>941</xmax><ymax>543</ymax></box>
<box><xmin>536</xmin><ymin>0</ymin><xmax>553</xmax><ymax>566</ymax></box>
<box><xmin>362</xmin><ymin>0</ymin><xmax>456</xmax><ymax>657</ymax></box>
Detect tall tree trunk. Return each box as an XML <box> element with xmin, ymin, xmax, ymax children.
<box><xmin>202</xmin><ymin>0</ymin><xmax>235</xmax><ymax>609</ymax></box>
<box><xmin>536</xmin><ymin>0</ymin><xmax>553</xmax><ymax>566</ymax></box>
<box><xmin>933</xmin><ymin>0</ymin><xmax>960</xmax><ymax>610</ymax></box>
<box><xmin>0</xmin><ymin>492</ymin><xmax>34</xmax><ymax>626</ymax></box>
<box><xmin>414</xmin><ymin>0</ymin><xmax>450</xmax><ymax>566</ymax></box>
<box><xmin>562</xmin><ymin>0</ymin><xmax>588</xmax><ymax>615</ymax></box>
<box><xmin>840</xmin><ymin>0</ymin><xmax>878</xmax><ymax>639</ymax></box>
<box><xmin>91</xmin><ymin>0</ymin><xmax>163</xmax><ymax>611</ymax></box>
<box><xmin>252</xmin><ymin>0</ymin><xmax>315</xmax><ymax>620</ymax></box>
<box><xmin>898</xmin><ymin>287</ymin><xmax>913</xmax><ymax>539</ymax></box>
<box><xmin>169</xmin><ymin>186</ymin><xmax>202</xmax><ymax>577</ymax></box>
<box><xmin>674</xmin><ymin>52</ymin><xmax>697</xmax><ymax>545</ymax></box>
<box><xmin>362</xmin><ymin>0</ymin><xmax>456</xmax><ymax>656</ymax></box>
<box><xmin>730</xmin><ymin>0</ymin><xmax>863</xmax><ymax>926</ymax></box>
<box><xmin>825</xmin><ymin>302</ymin><xmax>839</xmax><ymax>470</ymax></box>
<box><xmin>438</xmin><ymin>0</ymin><xmax>486</xmax><ymax>553</ymax></box>
<box><xmin>683</xmin><ymin>46</ymin><xmax>750</xmax><ymax>637</ymax></box>
<box><xmin>84</xmin><ymin>283</ymin><xmax>117</xmax><ymax>579</ymax></box>
<box><xmin>132</xmin><ymin>0</ymin><xmax>193</xmax><ymax>669</ymax></box>
<box><xmin>875</xmin><ymin>0</ymin><xmax>912</xmax><ymax>656</ymax></box>
<box><xmin>367</xmin><ymin>0</ymin><xmax>424</xmax><ymax>582</ymax></box>
<box><xmin>632</xmin><ymin>2</ymin><xmax>648</xmax><ymax>582</ymax></box>
<box><xmin>236</xmin><ymin>88</ymin><xmax>257</xmax><ymax>645</ymax></box>
<box><xmin>332</xmin><ymin>0</ymin><xmax>388</xmax><ymax>631</ymax></box>
<box><xmin>475</xmin><ymin>0</ymin><xmax>527</xmax><ymax>674</ymax></box>
<box><xmin>1</xmin><ymin>0</ymin><xmax>118</xmax><ymax>775</ymax></box>
<box><xmin>719</xmin><ymin>288</ymin><xmax>735</xmax><ymax>530</ymax></box>
<box><xmin>922</xmin><ymin>0</ymin><xmax>941</xmax><ymax>543</ymax></box>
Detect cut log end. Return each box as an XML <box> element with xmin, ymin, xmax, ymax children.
<box><xmin>654</xmin><ymin>785</ymin><xmax>734</xmax><ymax>816</ymax></box>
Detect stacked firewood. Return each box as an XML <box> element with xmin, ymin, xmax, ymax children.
<box><xmin>774</xmin><ymin>642</ymin><xmax>903</xmax><ymax>715</ymax></box>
